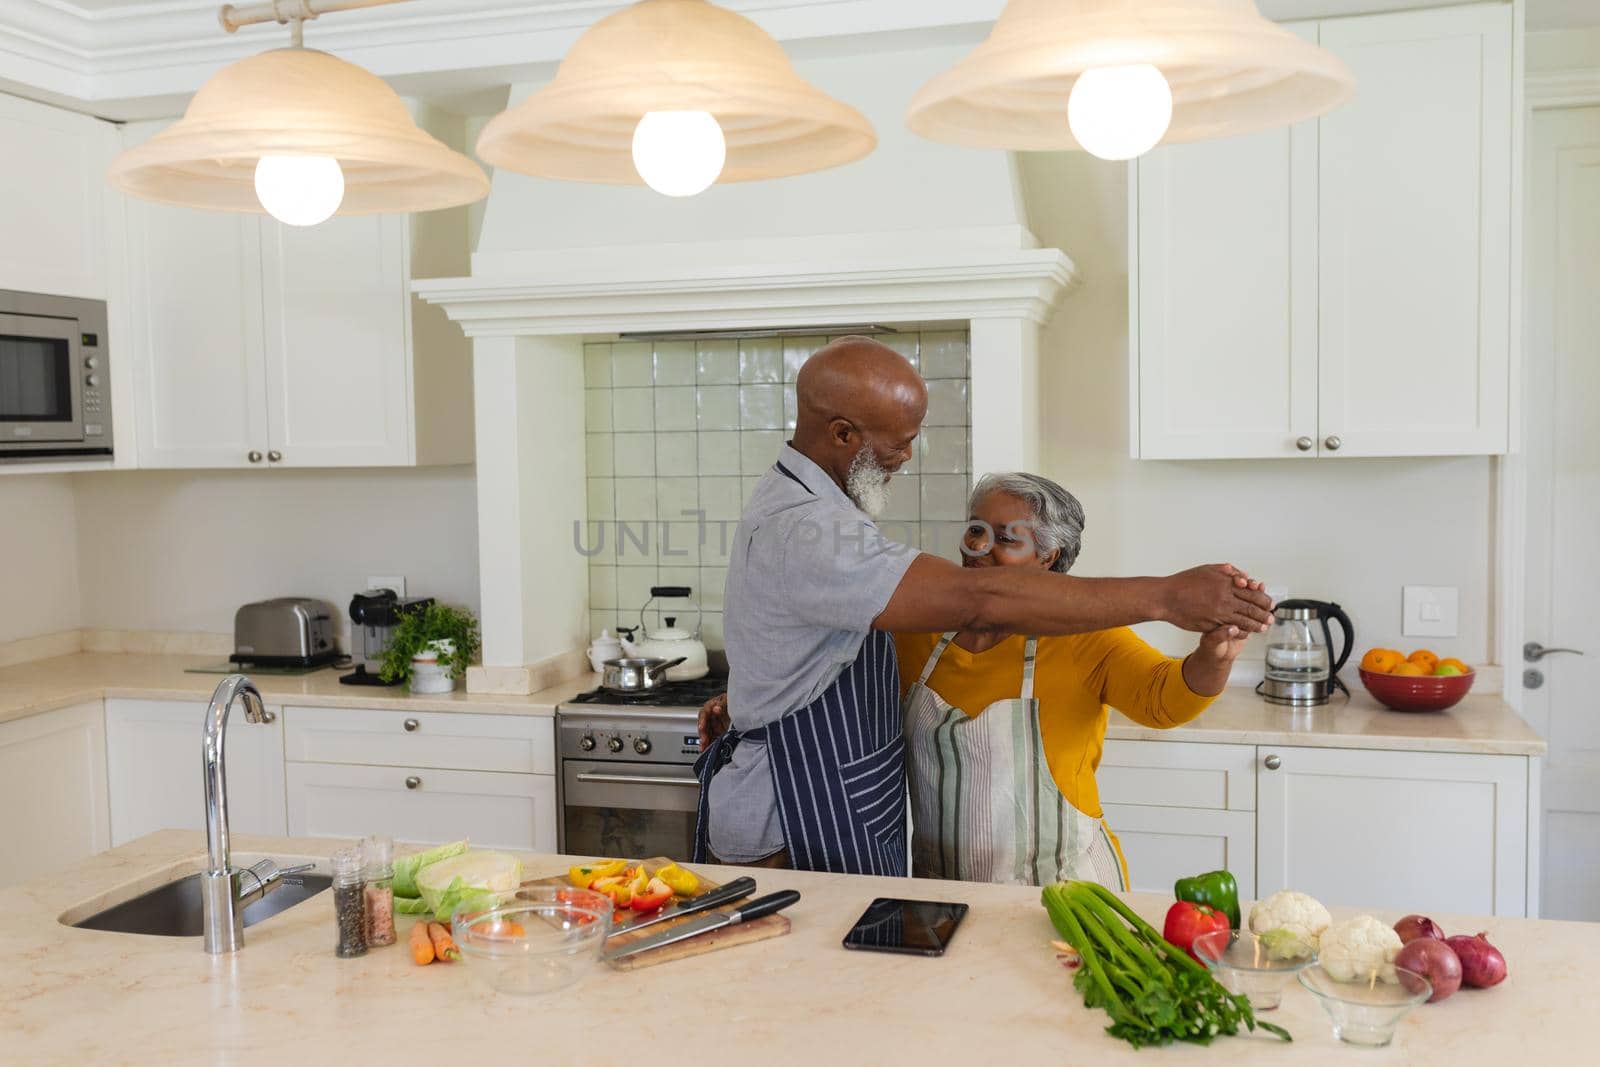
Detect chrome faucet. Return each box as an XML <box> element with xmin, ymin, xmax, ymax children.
<box><xmin>202</xmin><ymin>674</ymin><xmax>293</xmax><ymax>954</ymax></box>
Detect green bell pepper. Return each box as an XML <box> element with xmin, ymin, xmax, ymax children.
<box><xmin>1173</xmin><ymin>869</ymin><xmax>1240</xmax><ymax>929</ymax></box>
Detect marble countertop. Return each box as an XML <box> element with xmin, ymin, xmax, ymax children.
<box><xmin>8</xmin><ymin>831</ymin><xmax>1590</xmax><ymax>1065</ymax></box>
<box><xmin>0</xmin><ymin>652</ymin><xmax>1546</xmax><ymax>755</ymax></box>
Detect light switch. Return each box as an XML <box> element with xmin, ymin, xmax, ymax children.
<box><xmin>367</xmin><ymin>575</ymin><xmax>406</xmax><ymax>596</ymax></box>
<box><xmin>1403</xmin><ymin>586</ymin><xmax>1458</xmax><ymax>638</ymax></box>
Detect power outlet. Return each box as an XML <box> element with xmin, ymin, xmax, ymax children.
<box><xmin>366</xmin><ymin>575</ymin><xmax>406</xmax><ymax>597</ymax></box>
<box><xmin>1402</xmin><ymin>585</ymin><xmax>1459</xmax><ymax>638</ymax></box>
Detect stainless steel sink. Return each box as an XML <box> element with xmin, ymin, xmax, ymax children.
<box><xmin>72</xmin><ymin>870</ymin><xmax>330</xmax><ymax>938</ymax></box>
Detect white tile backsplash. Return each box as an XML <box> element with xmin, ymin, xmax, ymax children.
<box><xmin>585</xmin><ymin>329</ymin><xmax>968</xmax><ymax>649</ymax></box>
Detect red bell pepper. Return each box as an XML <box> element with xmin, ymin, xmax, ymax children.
<box><xmin>1162</xmin><ymin>900</ymin><xmax>1230</xmax><ymax>962</ymax></box>
<box><xmin>630</xmin><ymin>877</ymin><xmax>674</xmax><ymax>913</ymax></box>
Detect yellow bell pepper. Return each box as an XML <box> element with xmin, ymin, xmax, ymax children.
<box><xmin>568</xmin><ymin>859</ymin><xmax>627</xmax><ymax>888</ymax></box>
<box><xmin>655</xmin><ymin>864</ymin><xmax>701</xmax><ymax>897</ymax></box>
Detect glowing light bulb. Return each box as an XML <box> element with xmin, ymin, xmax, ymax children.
<box><xmin>631</xmin><ymin>111</ymin><xmax>727</xmax><ymax>197</ymax></box>
<box><xmin>253</xmin><ymin>154</ymin><xmax>345</xmax><ymax>226</ymax></box>
<box><xmin>1067</xmin><ymin>64</ymin><xmax>1174</xmax><ymax>161</ymax></box>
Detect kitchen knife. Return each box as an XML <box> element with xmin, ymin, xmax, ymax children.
<box><xmin>603</xmin><ymin>890</ymin><xmax>801</xmax><ymax>962</ymax></box>
<box><xmin>609</xmin><ymin>876</ymin><xmax>757</xmax><ymax>935</ymax></box>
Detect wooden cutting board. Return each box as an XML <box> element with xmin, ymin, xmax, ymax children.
<box><xmin>522</xmin><ymin>857</ymin><xmax>790</xmax><ymax>971</ymax></box>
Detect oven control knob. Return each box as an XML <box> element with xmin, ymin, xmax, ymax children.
<box><xmin>84</xmin><ymin>356</ymin><xmax>98</xmax><ymax>370</ymax></box>
<box><xmin>578</xmin><ymin>734</ymin><xmax>596</xmax><ymax>752</ymax></box>
<box><xmin>633</xmin><ymin>737</ymin><xmax>652</xmax><ymax>755</ymax></box>
<box><xmin>85</xmin><ymin>374</ymin><xmax>99</xmax><ymax>388</ymax></box>
<box><xmin>607</xmin><ymin>736</ymin><xmax>624</xmax><ymax>753</ymax></box>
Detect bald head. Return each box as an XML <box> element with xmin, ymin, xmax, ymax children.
<box><xmin>792</xmin><ymin>336</ymin><xmax>928</xmax><ymax>498</ymax></box>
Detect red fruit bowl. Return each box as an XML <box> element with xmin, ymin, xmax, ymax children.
<box><xmin>1359</xmin><ymin>668</ymin><xmax>1475</xmax><ymax>712</ymax></box>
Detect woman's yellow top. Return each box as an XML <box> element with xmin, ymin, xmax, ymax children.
<box><xmin>894</xmin><ymin>629</ymin><xmax>1215</xmax><ymax>819</ymax></box>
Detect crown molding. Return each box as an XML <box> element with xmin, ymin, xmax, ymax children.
<box><xmin>414</xmin><ymin>246</ymin><xmax>1077</xmax><ymax>337</ymax></box>
<box><xmin>1526</xmin><ymin>68</ymin><xmax>1600</xmax><ymax>108</ymax></box>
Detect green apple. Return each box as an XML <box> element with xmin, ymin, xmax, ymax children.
<box><xmin>1434</xmin><ymin>664</ymin><xmax>1465</xmax><ymax>677</ymax></box>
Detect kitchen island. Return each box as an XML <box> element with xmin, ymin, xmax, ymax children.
<box><xmin>7</xmin><ymin>831</ymin><xmax>1591</xmax><ymax>1065</ymax></box>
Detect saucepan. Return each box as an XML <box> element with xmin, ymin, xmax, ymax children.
<box><xmin>601</xmin><ymin>656</ymin><xmax>688</xmax><ymax>693</ymax></box>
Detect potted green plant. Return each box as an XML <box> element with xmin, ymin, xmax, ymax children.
<box><xmin>378</xmin><ymin>603</ymin><xmax>481</xmax><ymax>693</ymax></box>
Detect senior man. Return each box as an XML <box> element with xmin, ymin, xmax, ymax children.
<box><xmin>694</xmin><ymin>337</ymin><xmax>1272</xmax><ymax>875</ymax></box>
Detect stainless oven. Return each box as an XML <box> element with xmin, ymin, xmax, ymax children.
<box><xmin>0</xmin><ymin>289</ymin><xmax>112</xmax><ymax>462</ymax></box>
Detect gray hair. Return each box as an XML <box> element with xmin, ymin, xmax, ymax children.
<box><xmin>969</xmin><ymin>472</ymin><xmax>1086</xmax><ymax>573</ymax></box>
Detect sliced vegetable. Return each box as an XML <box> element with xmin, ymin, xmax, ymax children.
<box><xmin>392</xmin><ymin>840</ymin><xmax>468</xmax><ymax>899</ymax></box>
<box><xmin>410</xmin><ymin>919</ymin><xmax>435</xmax><ymax>965</ymax></box>
<box><xmin>415</xmin><ymin>850</ymin><xmax>524</xmax><ymax>914</ymax></box>
<box><xmin>631</xmin><ymin>877</ymin><xmax>674</xmax><ymax>912</ymax></box>
<box><xmin>655</xmin><ymin>864</ymin><xmax>701</xmax><ymax>896</ymax></box>
<box><xmin>1173</xmin><ymin>870</ymin><xmax>1240</xmax><ymax>930</ymax></box>
<box><xmin>568</xmin><ymin>859</ymin><xmax>628</xmax><ymax>889</ymax></box>
<box><xmin>427</xmin><ymin>921</ymin><xmax>460</xmax><ymax>962</ymax></box>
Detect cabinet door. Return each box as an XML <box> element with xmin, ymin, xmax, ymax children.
<box><xmin>104</xmin><ymin>698</ymin><xmax>287</xmax><ymax>845</ymax></box>
<box><xmin>123</xmin><ymin>123</ymin><xmax>269</xmax><ymax>469</ymax></box>
<box><xmin>1317</xmin><ymin>5</ymin><xmax>1512</xmax><ymax>456</ymax></box>
<box><xmin>285</xmin><ymin>762</ymin><xmax>556</xmax><ymax>852</ymax></box>
<box><xmin>1102</xmin><ymin>805</ymin><xmax>1257</xmax><ymax>900</ymax></box>
<box><xmin>259</xmin><ymin>215</ymin><xmax>413</xmax><ymax>467</ymax></box>
<box><xmin>0</xmin><ymin>95</ymin><xmax>114</xmax><ymax>299</ymax></box>
<box><xmin>1256</xmin><ymin>746</ymin><xmax>1528</xmax><ymax>916</ymax></box>
<box><xmin>0</xmin><ymin>703</ymin><xmax>110</xmax><ymax>888</ymax></box>
<box><xmin>1132</xmin><ymin>23</ymin><xmax>1319</xmax><ymax>460</ymax></box>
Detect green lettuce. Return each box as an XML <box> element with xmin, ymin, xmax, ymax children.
<box><xmin>392</xmin><ymin>839</ymin><xmax>469</xmax><ymax>899</ymax></box>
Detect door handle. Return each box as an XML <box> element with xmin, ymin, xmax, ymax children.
<box><xmin>405</xmin><ymin>776</ymin><xmax>421</xmax><ymax>790</ymax></box>
<box><xmin>1323</xmin><ymin>435</ymin><xmax>1343</xmax><ymax>452</ymax></box>
<box><xmin>267</xmin><ymin>450</ymin><xmax>283</xmax><ymax>463</ymax></box>
<box><xmin>1263</xmin><ymin>754</ymin><xmax>1282</xmax><ymax>770</ymax></box>
<box><xmin>1295</xmin><ymin>436</ymin><xmax>1314</xmax><ymax>452</ymax></box>
<box><xmin>1524</xmin><ymin>642</ymin><xmax>1583</xmax><ymax>663</ymax></box>
<box><xmin>574</xmin><ymin>772</ymin><xmax>700</xmax><ymax>788</ymax></box>
<box><xmin>403</xmin><ymin>718</ymin><xmax>420</xmax><ymax>732</ymax></box>
<box><xmin>247</xmin><ymin>450</ymin><xmax>263</xmax><ymax>463</ymax></box>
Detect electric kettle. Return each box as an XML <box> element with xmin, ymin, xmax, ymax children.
<box><xmin>1260</xmin><ymin>598</ymin><xmax>1355</xmax><ymax>707</ymax></box>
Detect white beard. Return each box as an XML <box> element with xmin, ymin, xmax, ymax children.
<box><xmin>846</xmin><ymin>446</ymin><xmax>892</xmax><ymax>518</ymax></box>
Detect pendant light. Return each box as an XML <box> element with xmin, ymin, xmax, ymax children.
<box><xmin>108</xmin><ymin>5</ymin><xmax>488</xmax><ymax>225</ymax></box>
<box><xmin>907</xmin><ymin>0</ymin><xmax>1355</xmax><ymax>161</ymax></box>
<box><xmin>476</xmin><ymin>0</ymin><xmax>876</xmax><ymax>197</ymax></box>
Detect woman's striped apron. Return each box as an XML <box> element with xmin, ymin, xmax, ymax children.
<box><xmin>694</xmin><ymin>629</ymin><xmax>908</xmax><ymax>877</ymax></box>
<box><xmin>903</xmin><ymin>632</ymin><xmax>1128</xmax><ymax>889</ymax></box>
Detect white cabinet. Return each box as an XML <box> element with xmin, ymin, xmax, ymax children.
<box><xmin>104</xmin><ymin>698</ymin><xmax>288</xmax><ymax>845</ymax></box>
<box><xmin>1255</xmin><ymin>745</ymin><xmax>1531</xmax><ymax>917</ymax></box>
<box><xmin>0</xmin><ymin>95</ymin><xmax>119</xmax><ymax>300</ymax></box>
<box><xmin>121</xmin><ymin>121</ymin><xmax>472</xmax><ymax>470</ymax></box>
<box><xmin>1131</xmin><ymin>3</ymin><xmax>1513</xmax><ymax>460</ymax></box>
<box><xmin>0</xmin><ymin>703</ymin><xmax>110</xmax><ymax>888</ymax></box>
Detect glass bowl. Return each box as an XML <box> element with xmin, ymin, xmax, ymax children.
<box><xmin>1192</xmin><ymin>929</ymin><xmax>1316</xmax><ymax>1010</ymax></box>
<box><xmin>450</xmin><ymin>888</ymin><xmax>612</xmax><ymax>996</ymax></box>
<box><xmin>1298</xmin><ymin>963</ymin><xmax>1432</xmax><ymax>1047</ymax></box>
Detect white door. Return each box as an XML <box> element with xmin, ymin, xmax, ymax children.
<box><xmin>259</xmin><ymin>215</ymin><xmax>413</xmax><ymax>467</ymax></box>
<box><xmin>0</xmin><ymin>95</ymin><xmax>114</xmax><ymax>299</ymax></box>
<box><xmin>1523</xmin><ymin>105</ymin><xmax>1600</xmax><ymax>922</ymax></box>
<box><xmin>104</xmin><ymin>698</ymin><xmax>288</xmax><ymax>845</ymax></box>
<box><xmin>1101</xmin><ymin>805</ymin><xmax>1257</xmax><ymax>900</ymax></box>
<box><xmin>0</xmin><ymin>703</ymin><xmax>110</xmax><ymax>888</ymax></box>
<box><xmin>1257</xmin><ymin>746</ymin><xmax>1529</xmax><ymax>916</ymax></box>
<box><xmin>1316</xmin><ymin>4</ymin><xmax>1512</xmax><ymax>457</ymax></box>
<box><xmin>1132</xmin><ymin>22</ymin><xmax>1319</xmax><ymax>461</ymax></box>
<box><xmin>285</xmin><ymin>762</ymin><xmax>556</xmax><ymax>852</ymax></box>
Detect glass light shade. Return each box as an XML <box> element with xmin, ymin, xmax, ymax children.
<box><xmin>254</xmin><ymin>155</ymin><xmax>346</xmax><ymax>225</ymax></box>
<box><xmin>631</xmin><ymin>111</ymin><xmax>727</xmax><ymax>196</ymax></box>
<box><xmin>478</xmin><ymin>0</ymin><xmax>874</xmax><ymax>186</ymax></box>
<box><xmin>1067</xmin><ymin>64</ymin><xmax>1174</xmax><ymax>161</ymax></box>
<box><xmin>908</xmin><ymin>0</ymin><xmax>1355</xmax><ymax>152</ymax></box>
<box><xmin>108</xmin><ymin>48</ymin><xmax>487</xmax><ymax>216</ymax></box>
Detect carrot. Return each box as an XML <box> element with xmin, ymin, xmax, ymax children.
<box><xmin>410</xmin><ymin>920</ymin><xmax>434</xmax><ymax>965</ymax></box>
<box><xmin>428</xmin><ymin>921</ymin><xmax>460</xmax><ymax>962</ymax></box>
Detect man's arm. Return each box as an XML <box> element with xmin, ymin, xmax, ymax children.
<box><xmin>872</xmin><ymin>555</ymin><xmax>1273</xmax><ymax>636</ymax></box>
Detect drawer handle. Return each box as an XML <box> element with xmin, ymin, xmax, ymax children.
<box><xmin>403</xmin><ymin>718</ymin><xmax>420</xmax><ymax>733</ymax></box>
<box><xmin>1263</xmin><ymin>754</ymin><xmax>1282</xmax><ymax>771</ymax></box>
<box><xmin>575</xmin><ymin>771</ymin><xmax>700</xmax><ymax>788</ymax></box>
<box><xmin>405</xmin><ymin>776</ymin><xmax>422</xmax><ymax>790</ymax></box>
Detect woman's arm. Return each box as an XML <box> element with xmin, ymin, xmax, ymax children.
<box><xmin>1181</xmin><ymin>625</ymin><xmax>1251</xmax><ymax>696</ymax></box>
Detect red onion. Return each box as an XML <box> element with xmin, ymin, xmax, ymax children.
<box><xmin>1446</xmin><ymin>932</ymin><xmax>1508</xmax><ymax>988</ymax></box>
<box><xmin>1396</xmin><ymin>937</ymin><xmax>1463</xmax><ymax>1002</ymax></box>
<box><xmin>1394</xmin><ymin>914</ymin><xmax>1446</xmax><ymax>943</ymax></box>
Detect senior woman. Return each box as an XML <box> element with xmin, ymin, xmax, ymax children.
<box><xmin>895</xmin><ymin>472</ymin><xmax>1250</xmax><ymax>889</ymax></box>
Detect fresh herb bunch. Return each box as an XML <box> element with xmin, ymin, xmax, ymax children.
<box><xmin>1042</xmin><ymin>880</ymin><xmax>1292</xmax><ymax>1049</ymax></box>
<box><xmin>378</xmin><ymin>603</ymin><xmax>481</xmax><ymax>684</ymax></box>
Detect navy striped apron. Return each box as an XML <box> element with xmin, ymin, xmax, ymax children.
<box><xmin>693</xmin><ymin>630</ymin><xmax>906</xmax><ymax>876</ymax></box>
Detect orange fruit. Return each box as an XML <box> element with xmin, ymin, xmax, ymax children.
<box><xmin>1389</xmin><ymin>662</ymin><xmax>1427</xmax><ymax>677</ymax></box>
<box><xmin>1437</xmin><ymin>657</ymin><xmax>1471</xmax><ymax>675</ymax></box>
<box><xmin>1360</xmin><ymin>648</ymin><xmax>1403</xmax><ymax>674</ymax></box>
<box><xmin>1407</xmin><ymin>649</ymin><xmax>1440</xmax><ymax>673</ymax></box>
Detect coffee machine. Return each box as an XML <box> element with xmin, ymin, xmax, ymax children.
<box><xmin>340</xmin><ymin>589</ymin><xmax>433</xmax><ymax>687</ymax></box>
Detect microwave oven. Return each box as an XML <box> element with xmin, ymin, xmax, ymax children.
<box><xmin>0</xmin><ymin>288</ymin><xmax>112</xmax><ymax>463</ymax></box>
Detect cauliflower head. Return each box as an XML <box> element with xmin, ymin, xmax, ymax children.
<box><xmin>1248</xmin><ymin>890</ymin><xmax>1333</xmax><ymax>958</ymax></box>
<box><xmin>1318</xmin><ymin>914</ymin><xmax>1403</xmax><ymax>983</ymax></box>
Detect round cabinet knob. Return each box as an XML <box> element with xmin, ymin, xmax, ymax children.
<box><xmin>633</xmin><ymin>737</ymin><xmax>652</xmax><ymax>755</ymax></box>
<box><xmin>1295</xmin><ymin>436</ymin><xmax>1314</xmax><ymax>452</ymax></box>
<box><xmin>1263</xmin><ymin>754</ymin><xmax>1282</xmax><ymax>771</ymax></box>
<box><xmin>247</xmin><ymin>451</ymin><xmax>263</xmax><ymax>463</ymax></box>
<box><xmin>579</xmin><ymin>734</ymin><xmax>596</xmax><ymax>752</ymax></box>
<box><xmin>267</xmin><ymin>450</ymin><xmax>283</xmax><ymax>463</ymax></box>
<box><xmin>405</xmin><ymin>775</ymin><xmax>422</xmax><ymax>790</ymax></box>
<box><xmin>606</xmin><ymin>736</ymin><xmax>624</xmax><ymax>753</ymax></box>
<box><xmin>85</xmin><ymin>374</ymin><xmax>99</xmax><ymax>388</ymax></box>
<box><xmin>1323</xmin><ymin>435</ymin><xmax>1343</xmax><ymax>452</ymax></box>
<box><xmin>403</xmin><ymin>718</ymin><xmax>419</xmax><ymax>733</ymax></box>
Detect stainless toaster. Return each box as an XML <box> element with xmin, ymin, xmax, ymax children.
<box><xmin>232</xmin><ymin>598</ymin><xmax>339</xmax><ymax>668</ymax></box>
